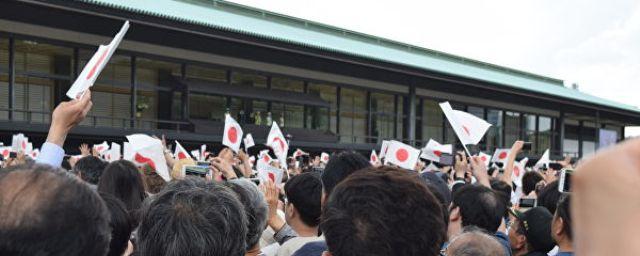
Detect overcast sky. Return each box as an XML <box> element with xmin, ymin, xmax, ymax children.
<box><xmin>230</xmin><ymin>0</ymin><xmax>640</xmax><ymax>135</ymax></box>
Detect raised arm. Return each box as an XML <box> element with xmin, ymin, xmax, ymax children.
<box><xmin>501</xmin><ymin>140</ymin><xmax>524</xmax><ymax>187</ymax></box>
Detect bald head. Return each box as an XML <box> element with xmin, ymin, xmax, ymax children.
<box><xmin>447</xmin><ymin>229</ymin><xmax>506</xmax><ymax>256</ymax></box>
<box><xmin>0</xmin><ymin>164</ymin><xmax>110</xmax><ymax>256</ymax></box>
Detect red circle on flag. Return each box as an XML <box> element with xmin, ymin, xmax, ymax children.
<box><xmin>273</xmin><ymin>137</ymin><xmax>285</xmax><ymax>152</ymax></box>
<box><xmin>396</xmin><ymin>149</ymin><xmax>409</xmax><ymax>162</ymax></box>
<box><xmin>514</xmin><ymin>166</ymin><xmax>520</xmax><ymax>177</ymax></box>
<box><xmin>498</xmin><ymin>152</ymin><xmax>508</xmax><ymax>159</ymax></box>
<box><xmin>177</xmin><ymin>152</ymin><xmax>187</xmax><ymax>160</ymax></box>
<box><xmin>21</xmin><ymin>141</ymin><xmax>26</xmax><ymax>150</ymax></box>
<box><xmin>323</xmin><ymin>155</ymin><xmax>329</xmax><ymax>162</ymax></box>
<box><xmin>433</xmin><ymin>150</ymin><xmax>442</xmax><ymax>157</ymax></box>
<box><xmin>481</xmin><ymin>156</ymin><xmax>487</xmax><ymax>162</ymax></box>
<box><xmin>228</xmin><ymin>127</ymin><xmax>238</xmax><ymax>143</ymax></box>
<box><xmin>263</xmin><ymin>155</ymin><xmax>270</xmax><ymax>163</ymax></box>
<box><xmin>2</xmin><ymin>150</ymin><xmax>9</xmax><ymax>157</ymax></box>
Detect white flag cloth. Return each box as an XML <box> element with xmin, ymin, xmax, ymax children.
<box><xmin>257</xmin><ymin>151</ymin><xmax>273</xmax><ymax>171</ymax></box>
<box><xmin>535</xmin><ymin>149</ymin><xmax>550</xmax><ymax>169</ymax></box>
<box><xmin>66</xmin><ymin>21</ymin><xmax>130</xmax><ymax>99</ymax></box>
<box><xmin>223</xmin><ymin>114</ymin><xmax>243</xmax><ymax>153</ymax></box>
<box><xmin>126</xmin><ymin>134</ymin><xmax>171</xmax><ymax>182</ymax></box>
<box><xmin>384</xmin><ymin>140</ymin><xmax>420</xmax><ymax>170</ymax></box>
<box><xmin>94</xmin><ymin>141</ymin><xmax>109</xmax><ymax>155</ymax></box>
<box><xmin>477</xmin><ymin>152</ymin><xmax>492</xmax><ymax>167</ymax></box>
<box><xmin>0</xmin><ymin>146</ymin><xmax>12</xmax><ymax>159</ymax></box>
<box><xmin>29</xmin><ymin>149</ymin><xmax>40</xmax><ymax>160</ymax></box>
<box><xmin>292</xmin><ymin>149</ymin><xmax>308</xmax><ymax>158</ymax></box>
<box><xmin>420</xmin><ymin>139</ymin><xmax>452</xmax><ymax>162</ymax></box>
<box><xmin>491</xmin><ymin>148</ymin><xmax>511</xmax><ymax>164</ymax></box>
<box><xmin>370</xmin><ymin>150</ymin><xmax>380</xmax><ymax>165</ymax></box>
<box><xmin>267</xmin><ymin>122</ymin><xmax>288</xmax><ymax>167</ymax></box>
<box><xmin>191</xmin><ymin>150</ymin><xmax>201</xmax><ymax>162</ymax></box>
<box><xmin>25</xmin><ymin>143</ymin><xmax>33</xmax><ymax>156</ymax></box>
<box><xmin>512</xmin><ymin>157</ymin><xmax>529</xmax><ymax>188</ymax></box>
<box><xmin>12</xmin><ymin>134</ymin><xmax>28</xmax><ymax>153</ymax></box>
<box><xmin>257</xmin><ymin>165</ymin><xmax>284</xmax><ymax>186</ymax></box>
<box><xmin>174</xmin><ymin>141</ymin><xmax>191</xmax><ymax>160</ymax></box>
<box><xmin>200</xmin><ymin>145</ymin><xmax>207</xmax><ymax>161</ymax></box>
<box><xmin>123</xmin><ymin>142</ymin><xmax>133</xmax><ymax>161</ymax></box>
<box><xmin>108</xmin><ymin>142</ymin><xmax>121</xmax><ymax>162</ymax></box>
<box><xmin>243</xmin><ymin>133</ymin><xmax>255</xmax><ymax>150</ymax></box>
<box><xmin>379</xmin><ymin>140</ymin><xmax>390</xmax><ymax>158</ymax></box>
<box><xmin>440</xmin><ymin>102</ymin><xmax>491</xmax><ymax>145</ymax></box>
<box><xmin>320</xmin><ymin>152</ymin><xmax>330</xmax><ymax>164</ymax></box>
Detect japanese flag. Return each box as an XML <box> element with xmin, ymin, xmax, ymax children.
<box><xmin>476</xmin><ymin>152</ymin><xmax>492</xmax><ymax>167</ymax></box>
<box><xmin>258</xmin><ymin>165</ymin><xmax>284</xmax><ymax>186</ymax></box>
<box><xmin>370</xmin><ymin>150</ymin><xmax>380</xmax><ymax>165</ymax></box>
<box><xmin>200</xmin><ymin>145</ymin><xmax>207</xmax><ymax>161</ymax></box>
<box><xmin>0</xmin><ymin>146</ymin><xmax>11</xmax><ymax>159</ymax></box>
<box><xmin>243</xmin><ymin>133</ymin><xmax>255</xmax><ymax>150</ymax></box>
<box><xmin>257</xmin><ymin>150</ymin><xmax>273</xmax><ymax>171</ymax></box>
<box><xmin>512</xmin><ymin>157</ymin><xmax>529</xmax><ymax>187</ymax></box>
<box><xmin>384</xmin><ymin>140</ymin><xmax>421</xmax><ymax>170</ymax></box>
<box><xmin>174</xmin><ymin>141</ymin><xmax>191</xmax><ymax>160</ymax></box>
<box><xmin>267</xmin><ymin>122</ymin><xmax>288</xmax><ymax>167</ymax></box>
<box><xmin>94</xmin><ymin>141</ymin><xmax>110</xmax><ymax>155</ymax></box>
<box><xmin>491</xmin><ymin>148</ymin><xmax>511</xmax><ymax>164</ymax></box>
<box><xmin>320</xmin><ymin>152</ymin><xmax>330</xmax><ymax>164</ymax></box>
<box><xmin>535</xmin><ymin>149</ymin><xmax>550</xmax><ymax>169</ymax></box>
<box><xmin>11</xmin><ymin>134</ymin><xmax>27</xmax><ymax>153</ymax></box>
<box><xmin>420</xmin><ymin>139</ymin><xmax>452</xmax><ymax>162</ymax></box>
<box><xmin>106</xmin><ymin>142</ymin><xmax>121</xmax><ymax>162</ymax></box>
<box><xmin>25</xmin><ymin>143</ymin><xmax>33</xmax><ymax>156</ymax></box>
<box><xmin>123</xmin><ymin>142</ymin><xmax>133</xmax><ymax>161</ymax></box>
<box><xmin>440</xmin><ymin>102</ymin><xmax>491</xmax><ymax>145</ymax></box>
<box><xmin>223</xmin><ymin>114</ymin><xmax>243</xmax><ymax>153</ymax></box>
<box><xmin>126</xmin><ymin>134</ymin><xmax>171</xmax><ymax>181</ymax></box>
<box><xmin>191</xmin><ymin>150</ymin><xmax>201</xmax><ymax>161</ymax></box>
<box><xmin>66</xmin><ymin>21</ymin><xmax>129</xmax><ymax>99</ymax></box>
<box><xmin>293</xmin><ymin>149</ymin><xmax>307</xmax><ymax>158</ymax></box>
<box><xmin>379</xmin><ymin>140</ymin><xmax>390</xmax><ymax>158</ymax></box>
<box><xmin>29</xmin><ymin>149</ymin><xmax>40</xmax><ymax>160</ymax></box>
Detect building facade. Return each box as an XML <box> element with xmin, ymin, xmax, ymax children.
<box><xmin>0</xmin><ymin>0</ymin><xmax>638</xmax><ymax>158</ymax></box>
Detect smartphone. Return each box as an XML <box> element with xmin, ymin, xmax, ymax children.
<box><xmin>558</xmin><ymin>168</ymin><xmax>573</xmax><ymax>193</ymax></box>
<box><xmin>183</xmin><ymin>165</ymin><xmax>209</xmax><ymax>177</ymax></box>
<box><xmin>519</xmin><ymin>198</ymin><xmax>537</xmax><ymax>208</ymax></box>
<box><xmin>522</xmin><ymin>142</ymin><xmax>532</xmax><ymax>151</ymax></box>
<box><xmin>9</xmin><ymin>152</ymin><xmax>17</xmax><ymax>158</ymax></box>
<box><xmin>439</xmin><ymin>153</ymin><xmax>455</xmax><ymax>166</ymax></box>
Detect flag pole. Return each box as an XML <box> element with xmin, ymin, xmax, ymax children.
<box><xmin>461</xmin><ymin>143</ymin><xmax>472</xmax><ymax>159</ymax></box>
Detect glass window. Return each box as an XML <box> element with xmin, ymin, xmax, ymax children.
<box><xmin>79</xmin><ymin>50</ymin><xmax>131</xmax><ymax>128</ymax></box>
<box><xmin>231</xmin><ymin>72</ymin><xmax>266</xmax><ymax>88</ymax></box>
<box><xmin>421</xmin><ymin>99</ymin><xmax>443</xmax><ymax>143</ymax></box>
<box><xmin>339</xmin><ymin>87</ymin><xmax>367</xmax><ymax>143</ymax></box>
<box><xmin>0</xmin><ymin>37</ymin><xmax>8</xmax><ymax>69</ymax></box>
<box><xmin>271</xmin><ymin>77</ymin><xmax>303</xmax><ymax>92</ymax></box>
<box><xmin>524</xmin><ymin>114</ymin><xmax>537</xmax><ymax>152</ymax></box>
<box><xmin>371</xmin><ymin>93</ymin><xmax>395</xmax><ymax>142</ymax></box>
<box><xmin>136</xmin><ymin>58</ymin><xmax>182</xmax><ymax>128</ymax></box>
<box><xmin>397</xmin><ymin>96</ymin><xmax>404</xmax><ymax>141</ymax></box>
<box><xmin>0</xmin><ymin>38</ymin><xmax>9</xmax><ymax>119</ymax></box>
<box><xmin>272</xmin><ymin>102</ymin><xmax>304</xmax><ymax>129</ymax></box>
<box><xmin>186</xmin><ymin>65</ymin><xmax>226</xmax><ymax>82</ymax></box>
<box><xmin>14</xmin><ymin>40</ymin><xmax>73</xmax><ymax>77</ymax></box>
<box><xmin>189</xmin><ymin>94</ymin><xmax>226</xmax><ymax>121</ymax></box>
<box><xmin>538</xmin><ymin>116</ymin><xmax>553</xmax><ymax>154</ymax></box>
<box><xmin>581</xmin><ymin>123</ymin><xmax>597</xmax><ymax>157</ymax></box>
<box><xmin>563</xmin><ymin>123</ymin><xmax>579</xmax><ymax>157</ymax></box>
<box><xmin>468</xmin><ymin>106</ymin><xmax>484</xmax><ymax>119</ymax></box>
<box><xmin>307</xmin><ymin>83</ymin><xmax>337</xmax><ymax>132</ymax></box>
<box><xmin>505</xmin><ymin>111</ymin><xmax>521</xmax><ymax>146</ymax></box>
<box><xmin>250</xmin><ymin>100</ymin><xmax>268</xmax><ymax>126</ymax></box>
<box><xmin>13</xmin><ymin>76</ymin><xmax>53</xmax><ymax>123</ymax></box>
<box><xmin>486</xmin><ymin>109</ymin><xmax>503</xmax><ymax>151</ymax></box>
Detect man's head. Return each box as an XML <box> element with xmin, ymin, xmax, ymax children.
<box><xmin>226</xmin><ymin>178</ymin><xmax>268</xmax><ymax>251</ymax></box>
<box><xmin>446</xmin><ymin>226</ymin><xmax>506</xmax><ymax>256</ymax></box>
<box><xmin>137</xmin><ymin>178</ymin><xmax>247</xmax><ymax>256</ymax></box>
<box><xmin>522</xmin><ymin>171</ymin><xmax>544</xmax><ymax>196</ymax></box>
<box><xmin>73</xmin><ymin>155</ymin><xmax>107</xmax><ymax>185</ymax></box>
<box><xmin>537</xmin><ymin>181</ymin><xmax>562</xmax><ymax>214</ymax></box>
<box><xmin>551</xmin><ymin>194</ymin><xmax>572</xmax><ymax>247</ymax></box>
<box><xmin>0</xmin><ymin>164</ymin><xmax>111</xmax><ymax>255</ymax></box>
<box><xmin>321</xmin><ymin>166</ymin><xmax>446</xmax><ymax>256</ymax></box>
<box><xmin>100</xmin><ymin>193</ymin><xmax>134</xmax><ymax>256</ymax></box>
<box><xmin>508</xmin><ymin>206</ymin><xmax>556</xmax><ymax>254</ymax></box>
<box><xmin>449</xmin><ymin>184</ymin><xmax>506</xmax><ymax>238</ymax></box>
<box><xmin>320</xmin><ymin>151</ymin><xmax>370</xmax><ymax>201</ymax></box>
<box><xmin>284</xmin><ymin>171</ymin><xmax>322</xmax><ymax>229</ymax></box>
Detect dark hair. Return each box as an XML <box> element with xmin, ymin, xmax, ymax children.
<box><xmin>137</xmin><ymin>177</ymin><xmax>247</xmax><ymax>256</ymax></box>
<box><xmin>321</xmin><ymin>166</ymin><xmax>446</xmax><ymax>256</ymax></box>
<box><xmin>556</xmin><ymin>194</ymin><xmax>572</xmax><ymax>240</ymax></box>
<box><xmin>490</xmin><ymin>178</ymin><xmax>512</xmax><ymax>217</ymax></box>
<box><xmin>537</xmin><ymin>181</ymin><xmax>562</xmax><ymax>214</ymax></box>
<box><xmin>98</xmin><ymin>160</ymin><xmax>147</xmax><ymax>221</ymax></box>
<box><xmin>227</xmin><ymin>179</ymin><xmax>268</xmax><ymax>250</ymax></box>
<box><xmin>285</xmin><ymin>172</ymin><xmax>322</xmax><ymax>227</ymax></box>
<box><xmin>73</xmin><ymin>155</ymin><xmax>107</xmax><ymax>185</ymax></box>
<box><xmin>100</xmin><ymin>193</ymin><xmax>134</xmax><ymax>256</ymax></box>
<box><xmin>0</xmin><ymin>164</ymin><xmax>110</xmax><ymax>255</ymax></box>
<box><xmin>140</xmin><ymin>165</ymin><xmax>167</xmax><ymax>194</ymax></box>
<box><xmin>522</xmin><ymin>171</ymin><xmax>544</xmax><ymax>196</ymax></box>
<box><xmin>452</xmin><ymin>184</ymin><xmax>506</xmax><ymax>233</ymax></box>
<box><xmin>320</xmin><ymin>151</ymin><xmax>371</xmax><ymax>196</ymax></box>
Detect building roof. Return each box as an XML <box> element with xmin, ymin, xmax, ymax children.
<box><xmin>78</xmin><ymin>0</ymin><xmax>640</xmax><ymax>114</ymax></box>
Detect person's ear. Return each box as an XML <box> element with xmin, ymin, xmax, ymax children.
<box><xmin>514</xmin><ymin>233</ymin><xmax>527</xmax><ymax>250</ymax></box>
<box><xmin>322</xmin><ymin>251</ymin><xmax>332</xmax><ymax>256</ymax></box>
<box><xmin>553</xmin><ymin>217</ymin><xmax>564</xmax><ymax>237</ymax></box>
<box><xmin>286</xmin><ymin>203</ymin><xmax>296</xmax><ymax>218</ymax></box>
<box><xmin>449</xmin><ymin>206</ymin><xmax>460</xmax><ymax>222</ymax></box>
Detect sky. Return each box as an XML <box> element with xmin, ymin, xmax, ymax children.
<box><xmin>230</xmin><ymin>0</ymin><xmax>640</xmax><ymax>136</ymax></box>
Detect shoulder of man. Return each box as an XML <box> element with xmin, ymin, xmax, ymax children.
<box><xmin>290</xmin><ymin>241</ymin><xmax>327</xmax><ymax>256</ymax></box>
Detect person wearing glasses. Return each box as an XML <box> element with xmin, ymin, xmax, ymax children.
<box><xmin>508</xmin><ymin>207</ymin><xmax>556</xmax><ymax>256</ymax></box>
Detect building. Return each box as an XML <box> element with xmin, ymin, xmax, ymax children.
<box><xmin>1</xmin><ymin>0</ymin><xmax>638</xmax><ymax>158</ymax></box>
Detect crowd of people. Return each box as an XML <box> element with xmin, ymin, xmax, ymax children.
<box><xmin>0</xmin><ymin>91</ymin><xmax>638</xmax><ymax>256</ymax></box>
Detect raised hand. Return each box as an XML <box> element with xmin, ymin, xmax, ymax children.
<box><xmin>47</xmin><ymin>91</ymin><xmax>93</xmax><ymax>147</ymax></box>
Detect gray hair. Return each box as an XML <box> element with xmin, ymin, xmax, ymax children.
<box><xmin>227</xmin><ymin>178</ymin><xmax>269</xmax><ymax>250</ymax></box>
<box><xmin>447</xmin><ymin>226</ymin><xmax>506</xmax><ymax>256</ymax></box>
<box><xmin>137</xmin><ymin>177</ymin><xmax>248</xmax><ymax>256</ymax></box>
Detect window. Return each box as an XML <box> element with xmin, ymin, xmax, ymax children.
<box><xmin>420</xmin><ymin>99</ymin><xmax>443</xmax><ymax>144</ymax></box>
<box><xmin>524</xmin><ymin>114</ymin><xmax>537</xmax><ymax>152</ymax></box>
<box><xmin>231</xmin><ymin>72</ymin><xmax>266</xmax><ymax>88</ymax></box>
<box><xmin>271</xmin><ymin>77</ymin><xmax>303</xmax><ymax>92</ymax></box>
<box><xmin>339</xmin><ymin>87</ymin><xmax>367</xmax><ymax>143</ymax></box>
<box><xmin>538</xmin><ymin>116</ymin><xmax>553</xmax><ymax>154</ymax></box>
<box><xmin>397</xmin><ymin>96</ymin><xmax>405</xmax><ymax>141</ymax></box>
<box><xmin>189</xmin><ymin>94</ymin><xmax>226</xmax><ymax>121</ymax></box>
<box><xmin>136</xmin><ymin>57</ymin><xmax>181</xmax><ymax>128</ymax></box>
<box><xmin>486</xmin><ymin>109</ymin><xmax>503</xmax><ymax>151</ymax></box>
<box><xmin>307</xmin><ymin>83</ymin><xmax>336</xmax><ymax>132</ymax></box>
<box><xmin>563</xmin><ymin>123</ymin><xmax>580</xmax><ymax>157</ymax></box>
<box><xmin>370</xmin><ymin>93</ymin><xmax>395</xmax><ymax>142</ymax></box>
<box><xmin>505</xmin><ymin>111</ymin><xmax>521</xmax><ymax>146</ymax></box>
<box><xmin>581</xmin><ymin>122</ymin><xmax>597</xmax><ymax>157</ymax></box>
<box><xmin>467</xmin><ymin>106</ymin><xmax>486</xmax><ymax>151</ymax></box>
<box><xmin>186</xmin><ymin>65</ymin><xmax>226</xmax><ymax>83</ymax></box>
<box><xmin>80</xmin><ymin>50</ymin><xmax>131</xmax><ymax>128</ymax></box>
<box><xmin>0</xmin><ymin>38</ymin><xmax>9</xmax><ymax>119</ymax></box>
<box><xmin>272</xmin><ymin>102</ymin><xmax>304</xmax><ymax>128</ymax></box>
